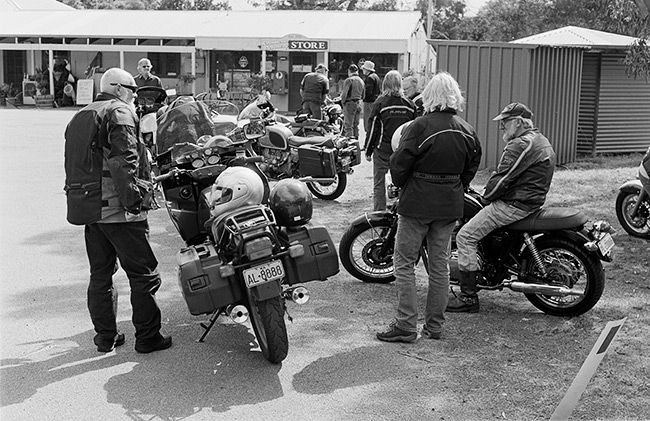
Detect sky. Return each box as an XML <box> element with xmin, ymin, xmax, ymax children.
<box><xmin>464</xmin><ymin>0</ymin><xmax>489</xmax><ymax>15</ymax></box>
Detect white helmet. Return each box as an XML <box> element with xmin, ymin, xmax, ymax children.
<box><xmin>391</xmin><ymin>121</ymin><xmax>413</xmax><ymax>152</ymax></box>
<box><xmin>208</xmin><ymin>166</ymin><xmax>265</xmax><ymax>217</ymax></box>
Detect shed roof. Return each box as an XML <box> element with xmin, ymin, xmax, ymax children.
<box><xmin>0</xmin><ymin>10</ymin><xmax>422</xmax><ymax>42</ymax></box>
<box><xmin>0</xmin><ymin>0</ymin><xmax>73</xmax><ymax>11</ymax></box>
<box><xmin>512</xmin><ymin>25</ymin><xmax>638</xmax><ymax>49</ymax></box>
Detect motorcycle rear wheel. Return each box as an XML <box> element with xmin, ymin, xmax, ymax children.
<box><xmin>339</xmin><ymin>219</ymin><xmax>396</xmax><ymax>283</ymax></box>
<box><xmin>615</xmin><ymin>189</ymin><xmax>650</xmax><ymax>238</ymax></box>
<box><xmin>522</xmin><ymin>237</ymin><xmax>604</xmax><ymax>317</ymax></box>
<box><xmin>246</xmin><ymin>291</ymin><xmax>288</xmax><ymax>364</ymax></box>
<box><xmin>307</xmin><ymin>172</ymin><xmax>347</xmax><ymax>200</ymax></box>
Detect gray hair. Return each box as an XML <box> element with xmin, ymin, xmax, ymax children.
<box><xmin>421</xmin><ymin>71</ymin><xmax>465</xmax><ymax>112</ymax></box>
<box><xmin>382</xmin><ymin>70</ymin><xmax>403</xmax><ymax>97</ymax></box>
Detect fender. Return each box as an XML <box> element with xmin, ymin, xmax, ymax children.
<box><xmin>619</xmin><ymin>179</ymin><xmax>643</xmax><ymax>194</ymax></box>
<box><xmin>348</xmin><ymin>210</ymin><xmax>395</xmax><ymax>230</ymax></box>
<box><xmin>521</xmin><ymin>229</ymin><xmax>600</xmax><ymax>260</ymax></box>
<box><xmin>249</xmin><ymin>278</ymin><xmax>282</xmax><ymax>302</ymax></box>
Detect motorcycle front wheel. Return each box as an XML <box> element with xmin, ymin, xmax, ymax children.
<box><xmin>615</xmin><ymin>189</ymin><xmax>650</xmax><ymax>238</ymax></box>
<box><xmin>307</xmin><ymin>172</ymin><xmax>347</xmax><ymax>200</ymax></box>
<box><xmin>339</xmin><ymin>219</ymin><xmax>396</xmax><ymax>283</ymax></box>
<box><xmin>522</xmin><ymin>237</ymin><xmax>604</xmax><ymax>317</ymax></box>
<box><xmin>245</xmin><ymin>289</ymin><xmax>288</xmax><ymax>364</ymax></box>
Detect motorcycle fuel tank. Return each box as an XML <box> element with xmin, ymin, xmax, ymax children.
<box><xmin>258</xmin><ymin>124</ymin><xmax>292</xmax><ymax>150</ymax></box>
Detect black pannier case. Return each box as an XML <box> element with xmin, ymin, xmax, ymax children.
<box><xmin>298</xmin><ymin>145</ymin><xmax>337</xmax><ymax>178</ymax></box>
<box><xmin>283</xmin><ymin>224</ymin><xmax>339</xmax><ymax>284</ymax></box>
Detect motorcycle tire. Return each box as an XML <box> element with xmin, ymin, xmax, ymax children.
<box><xmin>521</xmin><ymin>237</ymin><xmax>604</xmax><ymax>317</ymax></box>
<box><xmin>246</xmin><ymin>291</ymin><xmax>288</xmax><ymax>364</ymax></box>
<box><xmin>307</xmin><ymin>172</ymin><xmax>347</xmax><ymax>200</ymax></box>
<box><xmin>339</xmin><ymin>219</ymin><xmax>396</xmax><ymax>284</ymax></box>
<box><xmin>615</xmin><ymin>189</ymin><xmax>650</xmax><ymax>238</ymax></box>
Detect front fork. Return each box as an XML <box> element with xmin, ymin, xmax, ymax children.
<box><xmin>630</xmin><ymin>187</ymin><xmax>649</xmax><ymax>217</ymax></box>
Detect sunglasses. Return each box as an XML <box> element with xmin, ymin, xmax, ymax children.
<box><xmin>141</xmin><ymin>65</ymin><xmax>151</xmax><ymax>68</ymax></box>
<box><xmin>110</xmin><ymin>83</ymin><xmax>138</xmax><ymax>93</ymax></box>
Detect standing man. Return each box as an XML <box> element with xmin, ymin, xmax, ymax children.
<box><xmin>376</xmin><ymin>72</ymin><xmax>482</xmax><ymax>343</ymax></box>
<box><xmin>64</xmin><ymin>68</ymin><xmax>172</xmax><ymax>354</ymax></box>
<box><xmin>134</xmin><ymin>58</ymin><xmax>163</xmax><ymax>88</ymax></box>
<box><xmin>447</xmin><ymin>102</ymin><xmax>556</xmax><ymax>313</ymax></box>
<box><xmin>299</xmin><ymin>63</ymin><xmax>329</xmax><ymax>120</ymax></box>
<box><xmin>402</xmin><ymin>75</ymin><xmax>424</xmax><ymax>117</ymax></box>
<box><xmin>361</xmin><ymin>60</ymin><xmax>381</xmax><ymax>133</ymax></box>
<box><xmin>340</xmin><ymin>64</ymin><xmax>365</xmax><ymax>139</ymax></box>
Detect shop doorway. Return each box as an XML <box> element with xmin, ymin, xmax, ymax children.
<box><xmin>289</xmin><ymin>52</ymin><xmax>316</xmax><ymax>113</ymax></box>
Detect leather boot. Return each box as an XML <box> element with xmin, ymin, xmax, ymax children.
<box><xmin>446</xmin><ymin>270</ymin><xmax>480</xmax><ymax>313</ymax></box>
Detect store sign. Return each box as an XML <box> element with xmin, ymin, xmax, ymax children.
<box><xmin>288</xmin><ymin>40</ymin><xmax>329</xmax><ymax>50</ymax></box>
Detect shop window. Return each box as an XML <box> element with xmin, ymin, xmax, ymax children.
<box><xmin>149</xmin><ymin>53</ymin><xmax>181</xmax><ymax>77</ymax></box>
<box><xmin>328</xmin><ymin>53</ymin><xmax>398</xmax><ymax>95</ymax></box>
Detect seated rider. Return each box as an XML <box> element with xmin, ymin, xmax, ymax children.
<box><xmin>447</xmin><ymin>102</ymin><xmax>556</xmax><ymax>313</ymax></box>
<box><xmin>156</xmin><ymin>96</ymin><xmax>216</xmax><ymax>154</ymax></box>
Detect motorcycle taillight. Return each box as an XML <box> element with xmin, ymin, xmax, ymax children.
<box><xmin>244</xmin><ymin>236</ymin><xmax>274</xmax><ymax>261</ymax></box>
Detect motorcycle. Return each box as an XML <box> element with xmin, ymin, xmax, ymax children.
<box><xmin>290</xmin><ymin>96</ymin><xmax>343</xmax><ymax>137</ymax></box>
<box><xmin>154</xmin><ymin>100</ymin><xmax>340</xmax><ymax>363</ymax></box>
<box><xmin>136</xmin><ymin>86</ymin><xmax>168</xmax><ymax>157</ymax></box>
<box><xmin>238</xmin><ymin>94</ymin><xmax>361</xmax><ymax>200</ymax></box>
<box><xmin>615</xmin><ymin>178</ymin><xmax>650</xmax><ymax>238</ymax></box>
<box><xmin>339</xmin><ymin>187</ymin><xmax>615</xmax><ymax>317</ymax></box>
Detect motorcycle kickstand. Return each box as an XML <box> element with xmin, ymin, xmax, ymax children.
<box><xmin>198</xmin><ymin>308</ymin><xmax>224</xmax><ymax>342</ymax></box>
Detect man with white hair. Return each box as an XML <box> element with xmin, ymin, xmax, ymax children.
<box><xmin>134</xmin><ymin>58</ymin><xmax>162</xmax><ymax>88</ymax></box>
<box><xmin>64</xmin><ymin>67</ymin><xmax>172</xmax><ymax>354</ymax></box>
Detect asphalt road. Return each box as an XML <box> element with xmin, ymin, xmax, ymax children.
<box><xmin>0</xmin><ymin>108</ymin><xmax>447</xmax><ymax>421</ymax></box>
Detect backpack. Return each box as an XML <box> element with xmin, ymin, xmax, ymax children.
<box><xmin>64</xmin><ymin>101</ymin><xmax>109</xmax><ymax>225</ymax></box>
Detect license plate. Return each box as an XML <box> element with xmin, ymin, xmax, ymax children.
<box><xmin>243</xmin><ymin>259</ymin><xmax>285</xmax><ymax>288</ymax></box>
<box><xmin>597</xmin><ymin>233</ymin><xmax>615</xmax><ymax>255</ymax></box>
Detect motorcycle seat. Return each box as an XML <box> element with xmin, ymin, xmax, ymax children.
<box><xmin>505</xmin><ymin>207</ymin><xmax>588</xmax><ymax>231</ymax></box>
<box><xmin>288</xmin><ymin>135</ymin><xmax>335</xmax><ymax>148</ymax></box>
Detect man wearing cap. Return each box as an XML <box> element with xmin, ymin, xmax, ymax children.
<box><xmin>340</xmin><ymin>64</ymin><xmax>365</xmax><ymax>139</ymax></box>
<box><xmin>361</xmin><ymin>60</ymin><xmax>381</xmax><ymax>133</ymax></box>
<box><xmin>447</xmin><ymin>102</ymin><xmax>556</xmax><ymax>313</ymax></box>
<box><xmin>299</xmin><ymin>63</ymin><xmax>329</xmax><ymax>120</ymax></box>
<box><xmin>134</xmin><ymin>58</ymin><xmax>162</xmax><ymax>88</ymax></box>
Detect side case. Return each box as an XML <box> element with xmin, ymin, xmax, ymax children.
<box><xmin>283</xmin><ymin>224</ymin><xmax>339</xmax><ymax>285</ymax></box>
<box><xmin>177</xmin><ymin>243</ymin><xmax>243</xmax><ymax>315</ymax></box>
<box><xmin>298</xmin><ymin>145</ymin><xmax>337</xmax><ymax>177</ymax></box>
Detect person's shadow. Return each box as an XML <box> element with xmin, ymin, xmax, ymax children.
<box><xmin>1</xmin><ymin>320</ymin><xmax>283</xmax><ymax>418</ymax></box>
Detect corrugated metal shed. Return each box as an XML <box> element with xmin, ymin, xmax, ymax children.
<box><xmin>430</xmin><ymin>40</ymin><xmax>583</xmax><ymax>169</ymax></box>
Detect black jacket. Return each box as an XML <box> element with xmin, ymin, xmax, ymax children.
<box><xmin>484</xmin><ymin>129</ymin><xmax>555</xmax><ymax>211</ymax></box>
<box><xmin>365</xmin><ymin>94</ymin><xmax>417</xmax><ymax>156</ymax></box>
<box><xmin>390</xmin><ymin>109</ymin><xmax>482</xmax><ymax>220</ymax></box>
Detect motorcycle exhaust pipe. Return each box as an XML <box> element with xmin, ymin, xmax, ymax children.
<box><xmin>283</xmin><ymin>286</ymin><xmax>310</xmax><ymax>304</ymax></box>
<box><xmin>298</xmin><ymin>176</ymin><xmax>336</xmax><ymax>183</ymax></box>
<box><xmin>504</xmin><ymin>281</ymin><xmax>584</xmax><ymax>297</ymax></box>
<box><xmin>227</xmin><ymin>304</ymin><xmax>249</xmax><ymax>323</ymax></box>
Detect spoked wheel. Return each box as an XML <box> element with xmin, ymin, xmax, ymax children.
<box><xmin>307</xmin><ymin>172</ymin><xmax>347</xmax><ymax>200</ymax></box>
<box><xmin>522</xmin><ymin>237</ymin><xmax>604</xmax><ymax>317</ymax></box>
<box><xmin>616</xmin><ymin>190</ymin><xmax>650</xmax><ymax>238</ymax></box>
<box><xmin>339</xmin><ymin>220</ymin><xmax>396</xmax><ymax>283</ymax></box>
<box><xmin>245</xmin><ymin>287</ymin><xmax>288</xmax><ymax>364</ymax></box>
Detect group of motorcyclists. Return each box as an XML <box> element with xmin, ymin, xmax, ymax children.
<box><xmin>64</xmin><ymin>57</ymin><xmax>645</xmax><ymax>354</ymax></box>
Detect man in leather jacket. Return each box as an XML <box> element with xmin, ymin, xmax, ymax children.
<box><xmin>447</xmin><ymin>102</ymin><xmax>556</xmax><ymax>313</ymax></box>
<box><xmin>376</xmin><ymin>72</ymin><xmax>482</xmax><ymax>343</ymax></box>
<box><xmin>65</xmin><ymin>68</ymin><xmax>172</xmax><ymax>354</ymax></box>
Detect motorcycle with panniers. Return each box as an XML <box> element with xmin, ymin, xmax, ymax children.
<box><xmin>339</xmin><ymin>185</ymin><xmax>615</xmax><ymax>317</ymax></box>
<box><xmin>154</xmin><ymin>100</ymin><xmax>339</xmax><ymax>363</ymax></box>
<box><xmin>238</xmin><ymin>95</ymin><xmax>361</xmax><ymax>200</ymax></box>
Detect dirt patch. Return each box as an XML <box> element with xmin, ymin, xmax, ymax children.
<box><xmin>313</xmin><ymin>154</ymin><xmax>650</xmax><ymax>420</ymax></box>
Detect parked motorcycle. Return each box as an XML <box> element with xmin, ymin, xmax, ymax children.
<box><xmin>136</xmin><ymin>86</ymin><xmax>167</xmax><ymax>156</ymax></box>
<box><xmin>238</xmin><ymin>95</ymin><xmax>361</xmax><ymax>200</ymax></box>
<box><xmin>339</xmin><ymin>187</ymin><xmax>615</xmax><ymax>317</ymax></box>
<box><xmin>290</xmin><ymin>96</ymin><xmax>343</xmax><ymax>136</ymax></box>
<box><xmin>616</xmin><ymin>178</ymin><xmax>650</xmax><ymax>238</ymax></box>
<box><xmin>154</xmin><ymin>100</ymin><xmax>339</xmax><ymax>363</ymax></box>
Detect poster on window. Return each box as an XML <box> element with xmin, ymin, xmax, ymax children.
<box><xmin>76</xmin><ymin>79</ymin><xmax>94</xmax><ymax>105</ymax></box>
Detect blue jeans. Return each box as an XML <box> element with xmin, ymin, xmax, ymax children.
<box><xmin>456</xmin><ymin>200</ymin><xmax>533</xmax><ymax>271</ymax></box>
<box><xmin>394</xmin><ymin>215</ymin><xmax>456</xmax><ymax>334</ymax></box>
<box><xmin>342</xmin><ymin>100</ymin><xmax>361</xmax><ymax>139</ymax></box>
<box><xmin>372</xmin><ymin>149</ymin><xmax>391</xmax><ymax>211</ymax></box>
<box><xmin>85</xmin><ymin>220</ymin><xmax>163</xmax><ymax>341</ymax></box>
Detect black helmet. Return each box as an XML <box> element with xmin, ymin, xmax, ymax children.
<box><xmin>269</xmin><ymin>179</ymin><xmax>313</xmax><ymax>227</ymax></box>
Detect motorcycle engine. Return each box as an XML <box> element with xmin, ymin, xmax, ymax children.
<box><xmin>262</xmin><ymin>149</ymin><xmax>292</xmax><ymax>178</ymax></box>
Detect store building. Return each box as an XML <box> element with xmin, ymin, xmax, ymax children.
<box><xmin>0</xmin><ymin>0</ymin><xmax>431</xmax><ymax>112</ymax></box>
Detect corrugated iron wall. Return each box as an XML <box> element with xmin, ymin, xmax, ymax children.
<box><xmin>595</xmin><ymin>52</ymin><xmax>650</xmax><ymax>153</ymax></box>
<box><xmin>577</xmin><ymin>53</ymin><xmax>600</xmax><ymax>156</ymax></box>
<box><xmin>431</xmin><ymin>41</ymin><xmax>583</xmax><ymax>168</ymax></box>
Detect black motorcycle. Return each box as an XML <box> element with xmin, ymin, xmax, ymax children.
<box><xmin>154</xmin><ymin>100</ymin><xmax>339</xmax><ymax>363</ymax></box>
<box><xmin>339</xmin><ymin>188</ymin><xmax>615</xmax><ymax>317</ymax></box>
<box><xmin>616</xmin><ymin>178</ymin><xmax>650</xmax><ymax>239</ymax></box>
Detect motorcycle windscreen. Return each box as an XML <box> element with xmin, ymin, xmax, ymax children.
<box><xmin>156</xmin><ymin>101</ymin><xmax>217</xmax><ymax>154</ymax></box>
